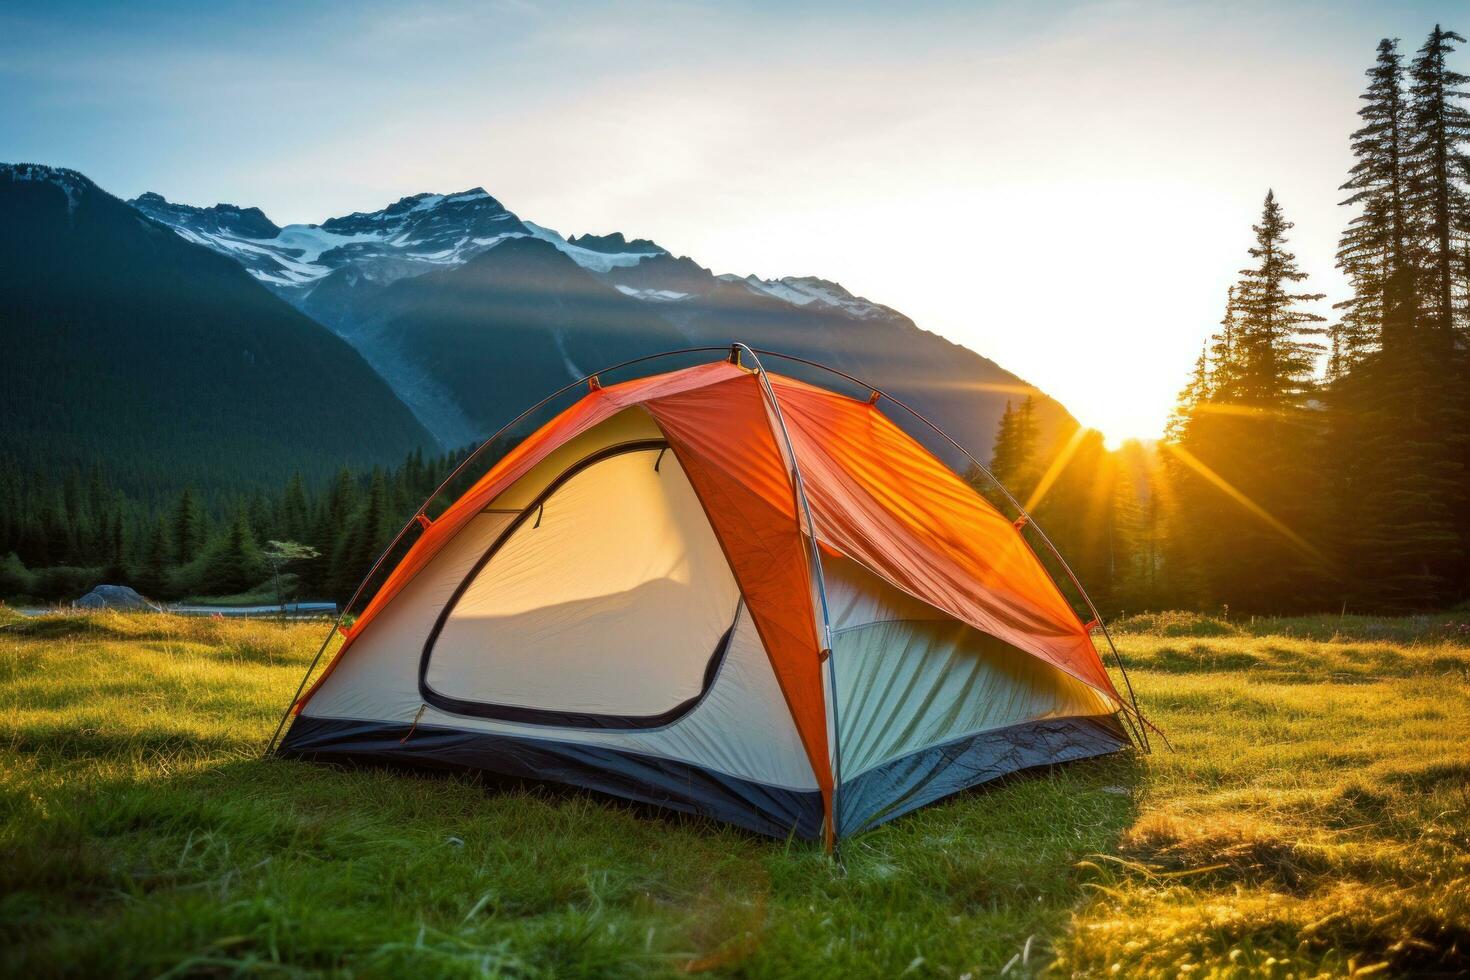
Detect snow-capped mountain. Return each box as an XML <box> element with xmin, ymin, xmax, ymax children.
<box><xmin>128</xmin><ymin>188</ymin><xmax>676</xmax><ymax>293</ymax></box>
<box><xmin>131</xmin><ymin>188</ymin><xmax>540</xmax><ymax>291</ymax></box>
<box><xmin>129</xmin><ymin>181</ymin><xmax>1072</xmax><ymax>459</ymax></box>
<box><xmin>129</xmin><ymin>187</ymin><xmax>903</xmax><ymax>324</ymax></box>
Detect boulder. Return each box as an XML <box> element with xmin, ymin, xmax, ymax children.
<box><xmin>73</xmin><ymin>584</ymin><xmax>162</xmax><ymax>612</ymax></box>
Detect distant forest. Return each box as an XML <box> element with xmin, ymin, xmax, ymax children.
<box><xmin>3</xmin><ymin>26</ymin><xmax>1469</xmax><ymax>615</ymax></box>
<box><xmin>0</xmin><ymin>448</ymin><xmax>469</xmax><ymax>605</ymax></box>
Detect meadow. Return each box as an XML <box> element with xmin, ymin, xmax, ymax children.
<box><xmin>1</xmin><ymin>607</ymin><xmax>1466</xmax><ymax>978</ymax></box>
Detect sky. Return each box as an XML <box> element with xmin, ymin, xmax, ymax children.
<box><xmin>4</xmin><ymin>0</ymin><xmax>1468</xmax><ymax>444</ymax></box>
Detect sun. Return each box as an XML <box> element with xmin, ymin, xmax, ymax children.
<box><xmin>1080</xmin><ymin>402</ymin><xmax>1169</xmax><ymax>452</ymax></box>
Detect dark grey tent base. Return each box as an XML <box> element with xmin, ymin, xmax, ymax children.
<box><xmin>840</xmin><ymin>714</ymin><xmax>1129</xmax><ymax>834</ymax></box>
<box><xmin>278</xmin><ymin>713</ymin><xmax>1127</xmax><ymax>842</ymax></box>
<box><xmin>279</xmin><ymin>714</ymin><xmax>825</xmax><ymax>840</ymax></box>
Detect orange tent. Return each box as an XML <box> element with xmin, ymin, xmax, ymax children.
<box><xmin>277</xmin><ymin>350</ymin><xmax>1134</xmax><ymax>846</ymax></box>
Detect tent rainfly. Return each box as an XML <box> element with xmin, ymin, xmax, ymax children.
<box><xmin>274</xmin><ymin>348</ymin><xmax>1141</xmax><ymax>849</ymax></box>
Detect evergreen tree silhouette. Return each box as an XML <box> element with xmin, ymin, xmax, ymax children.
<box><xmin>1168</xmin><ymin>192</ymin><xmax>1329</xmax><ymax>610</ymax></box>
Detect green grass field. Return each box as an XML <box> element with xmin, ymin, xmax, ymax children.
<box><xmin>1</xmin><ymin>608</ymin><xmax>1466</xmax><ymax>977</ymax></box>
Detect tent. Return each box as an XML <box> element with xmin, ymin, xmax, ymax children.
<box><xmin>274</xmin><ymin>348</ymin><xmax>1141</xmax><ymax>848</ymax></box>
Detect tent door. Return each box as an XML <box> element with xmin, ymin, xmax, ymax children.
<box><xmin>418</xmin><ymin>441</ymin><xmax>743</xmax><ymax>730</ymax></box>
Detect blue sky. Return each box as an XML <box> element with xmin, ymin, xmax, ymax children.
<box><xmin>4</xmin><ymin>0</ymin><xmax>1467</xmax><ymax>440</ymax></box>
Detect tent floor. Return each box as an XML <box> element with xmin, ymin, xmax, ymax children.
<box><xmin>277</xmin><ymin>714</ymin><xmax>1128</xmax><ymax>841</ymax></box>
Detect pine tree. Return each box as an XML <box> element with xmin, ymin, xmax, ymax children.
<box><xmin>60</xmin><ymin>470</ymin><xmax>84</xmax><ymax>564</ymax></box>
<box><xmin>1406</xmin><ymin>25</ymin><xmax>1470</xmax><ymax>338</ymax></box>
<box><xmin>1338</xmin><ymin>38</ymin><xmax>1417</xmax><ymax>359</ymax></box>
<box><xmin>1108</xmin><ymin>441</ymin><xmax>1173</xmax><ymax>611</ymax></box>
<box><xmin>1166</xmin><ymin>345</ymin><xmax>1211</xmax><ymax>441</ymax></box>
<box><xmin>1336</xmin><ymin>341</ymin><xmax>1464</xmax><ymax>606</ymax></box>
<box><xmin>988</xmin><ymin>396</ymin><xmax>1040</xmax><ymax>500</ymax></box>
<box><xmin>1406</xmin><ymin>25</ymin><xmax>1470</xmax><ymax>592</ymax></box>
<box><xmin>0</xmin><ymin>470</ymin><xmax>16</xmax><ymax>558</ymax></box>
<box><xmin>103</xmin><ymin>508</ymin><xmax>126</xmax><ymax>582</ymax></box>
<box><xmin>1231</xmin><ymin>191</ymin><xmax>1328</xmax><ymax>405</ymax></box>
<box><xmin>1208</xmin><ymin>289</ymin><xmax>1242</xmax><ymax>397</ymax></box>
<box><xmin>330</xmin><ymin>469</ymin><xmax>391</xmax><ymax>601</ymax></box>
<box><xmin>314</xmin><ymin>468</ymin><xmax>358</xmax><ymax>599</ymax></box>
<box><xmin>280</xmin><ymin>473</ymin><xmax>310</xmax><ymax>542</ymax></box>
<box><xmin>41</xmin><ymin>496</ymin><xmax>70</xmax><ymax>567</ymax></box>
<box><xmin>1324</xmin><ymin>27</ymin><xmax>1470</xmax><ymax>607</ymax></box>
<box><xmin>989</xmin><ymin>401</ymin><xmax>1019</xmax><ymax>492</ymax></box>
<box><xmin>173</xmin><ymin>487</ymin><xmax>201</xmax><ymax>565</ymax></box>
<box><xmin>134</xmin><ymin>517</ymin><xmax>171</xmax><ymax>599</ymax></box>
<box><xmin>246</xmin><ymin>490</ymin><xmax>274</xmax><ymax>543</ymax></box>
<box><xmin>198</xmin><ymin>508</ymin><xmax>263</xmax><ymax>596</ymax></box>
<box><xmin>1167</xmin><ymin>192</ymin><xmax>1330</xmax><ymax>611</ymax></box>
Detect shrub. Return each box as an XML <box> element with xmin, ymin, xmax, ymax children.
<box><xmin>0</xmin><ymin>552</ymin><xmax>37</xmax><ymax>600</ymax></box>
<box><xmin>1111</xmin><ymin>611</ymin><xmax>1242</xmax><ymax>637</ymax></box>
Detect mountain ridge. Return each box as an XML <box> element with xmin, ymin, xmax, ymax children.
<box><xmin>128</xmin><ymin>180</ymin><xmax>1074</xmax><ymax>460</ymax></box>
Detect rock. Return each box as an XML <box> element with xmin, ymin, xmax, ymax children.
<box><xmin>73</xmin><ymin>584</ymin><xmax>162</xmax><ymax>612</ymax></box>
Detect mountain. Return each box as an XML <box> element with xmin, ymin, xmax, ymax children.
<box><xmin>130</xmin><ymin>187</ymin><xmax>536</xmax><ymax>294</ymax></box>
<box><xmin>130</xmin><ymin>185</ymin><xmax>1072</xmax><ymax>462</ymax></box>
<box><xmin>599</xmin><ymin>256</ymin><xmax>1055</xmax><ymax>462</ymax></box>
<box><xmin>1</xmin><ymin>164</ymin><xmax>434</xmax><ymax>497</ymax></box>
<box><xmin>342</xmin><ymin>237</ymin><xmax>693</xmax><ymax>448</ymax></box>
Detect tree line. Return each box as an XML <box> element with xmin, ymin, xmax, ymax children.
<box><xmin>0</xmin><ymin>448</ymin><xmax>465</xmax><ymax>604</ymax></box>
<box><xmin>982</xmin><ymin>26</ymin><xmax>1470</xmax><ymax>615</ymax></box>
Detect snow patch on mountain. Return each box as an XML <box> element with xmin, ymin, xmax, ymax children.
<box><xmin>2</xmin><ymin>163</ymin><xmax>90</xmax><ymax>215</ymax></box>
<box><xmin>720</xmin><ymin>273</ymin><xmax>900</xmax><ymax>321</ymax></box>
<box><xmin>613</xmin><ymin>284</ymin><xmax>690</xmax><ymax>302</ymax></box>
<box><xmin>272</xmin><ymin>225</ymin><xmax>382</xmax><ymax>264</ymax></box>
<box><xmin>523</xmin><ymin>222</ymin><xmax>666</xmax><ymax>274</ymax></box>
<box><xmin>551</xmin><ymin>330</ymin><xmax>587</xmax><ymax>380</ymax></box>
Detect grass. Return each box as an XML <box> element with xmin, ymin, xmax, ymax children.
<box><xmin>1</xmin><ymin>611</ymin><xmax>1466</xmax><ymax>977</ymax></box>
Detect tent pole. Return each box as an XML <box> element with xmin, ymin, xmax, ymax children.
<box><xmin>746</xmin><ymin>348</ymin><xmax>1154</xmax><ymax>754</ymax></box>
<box><xmin>735</xmin><ymin>344</ymin><xmax>846</xmax><ymax>857</ymax></box>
